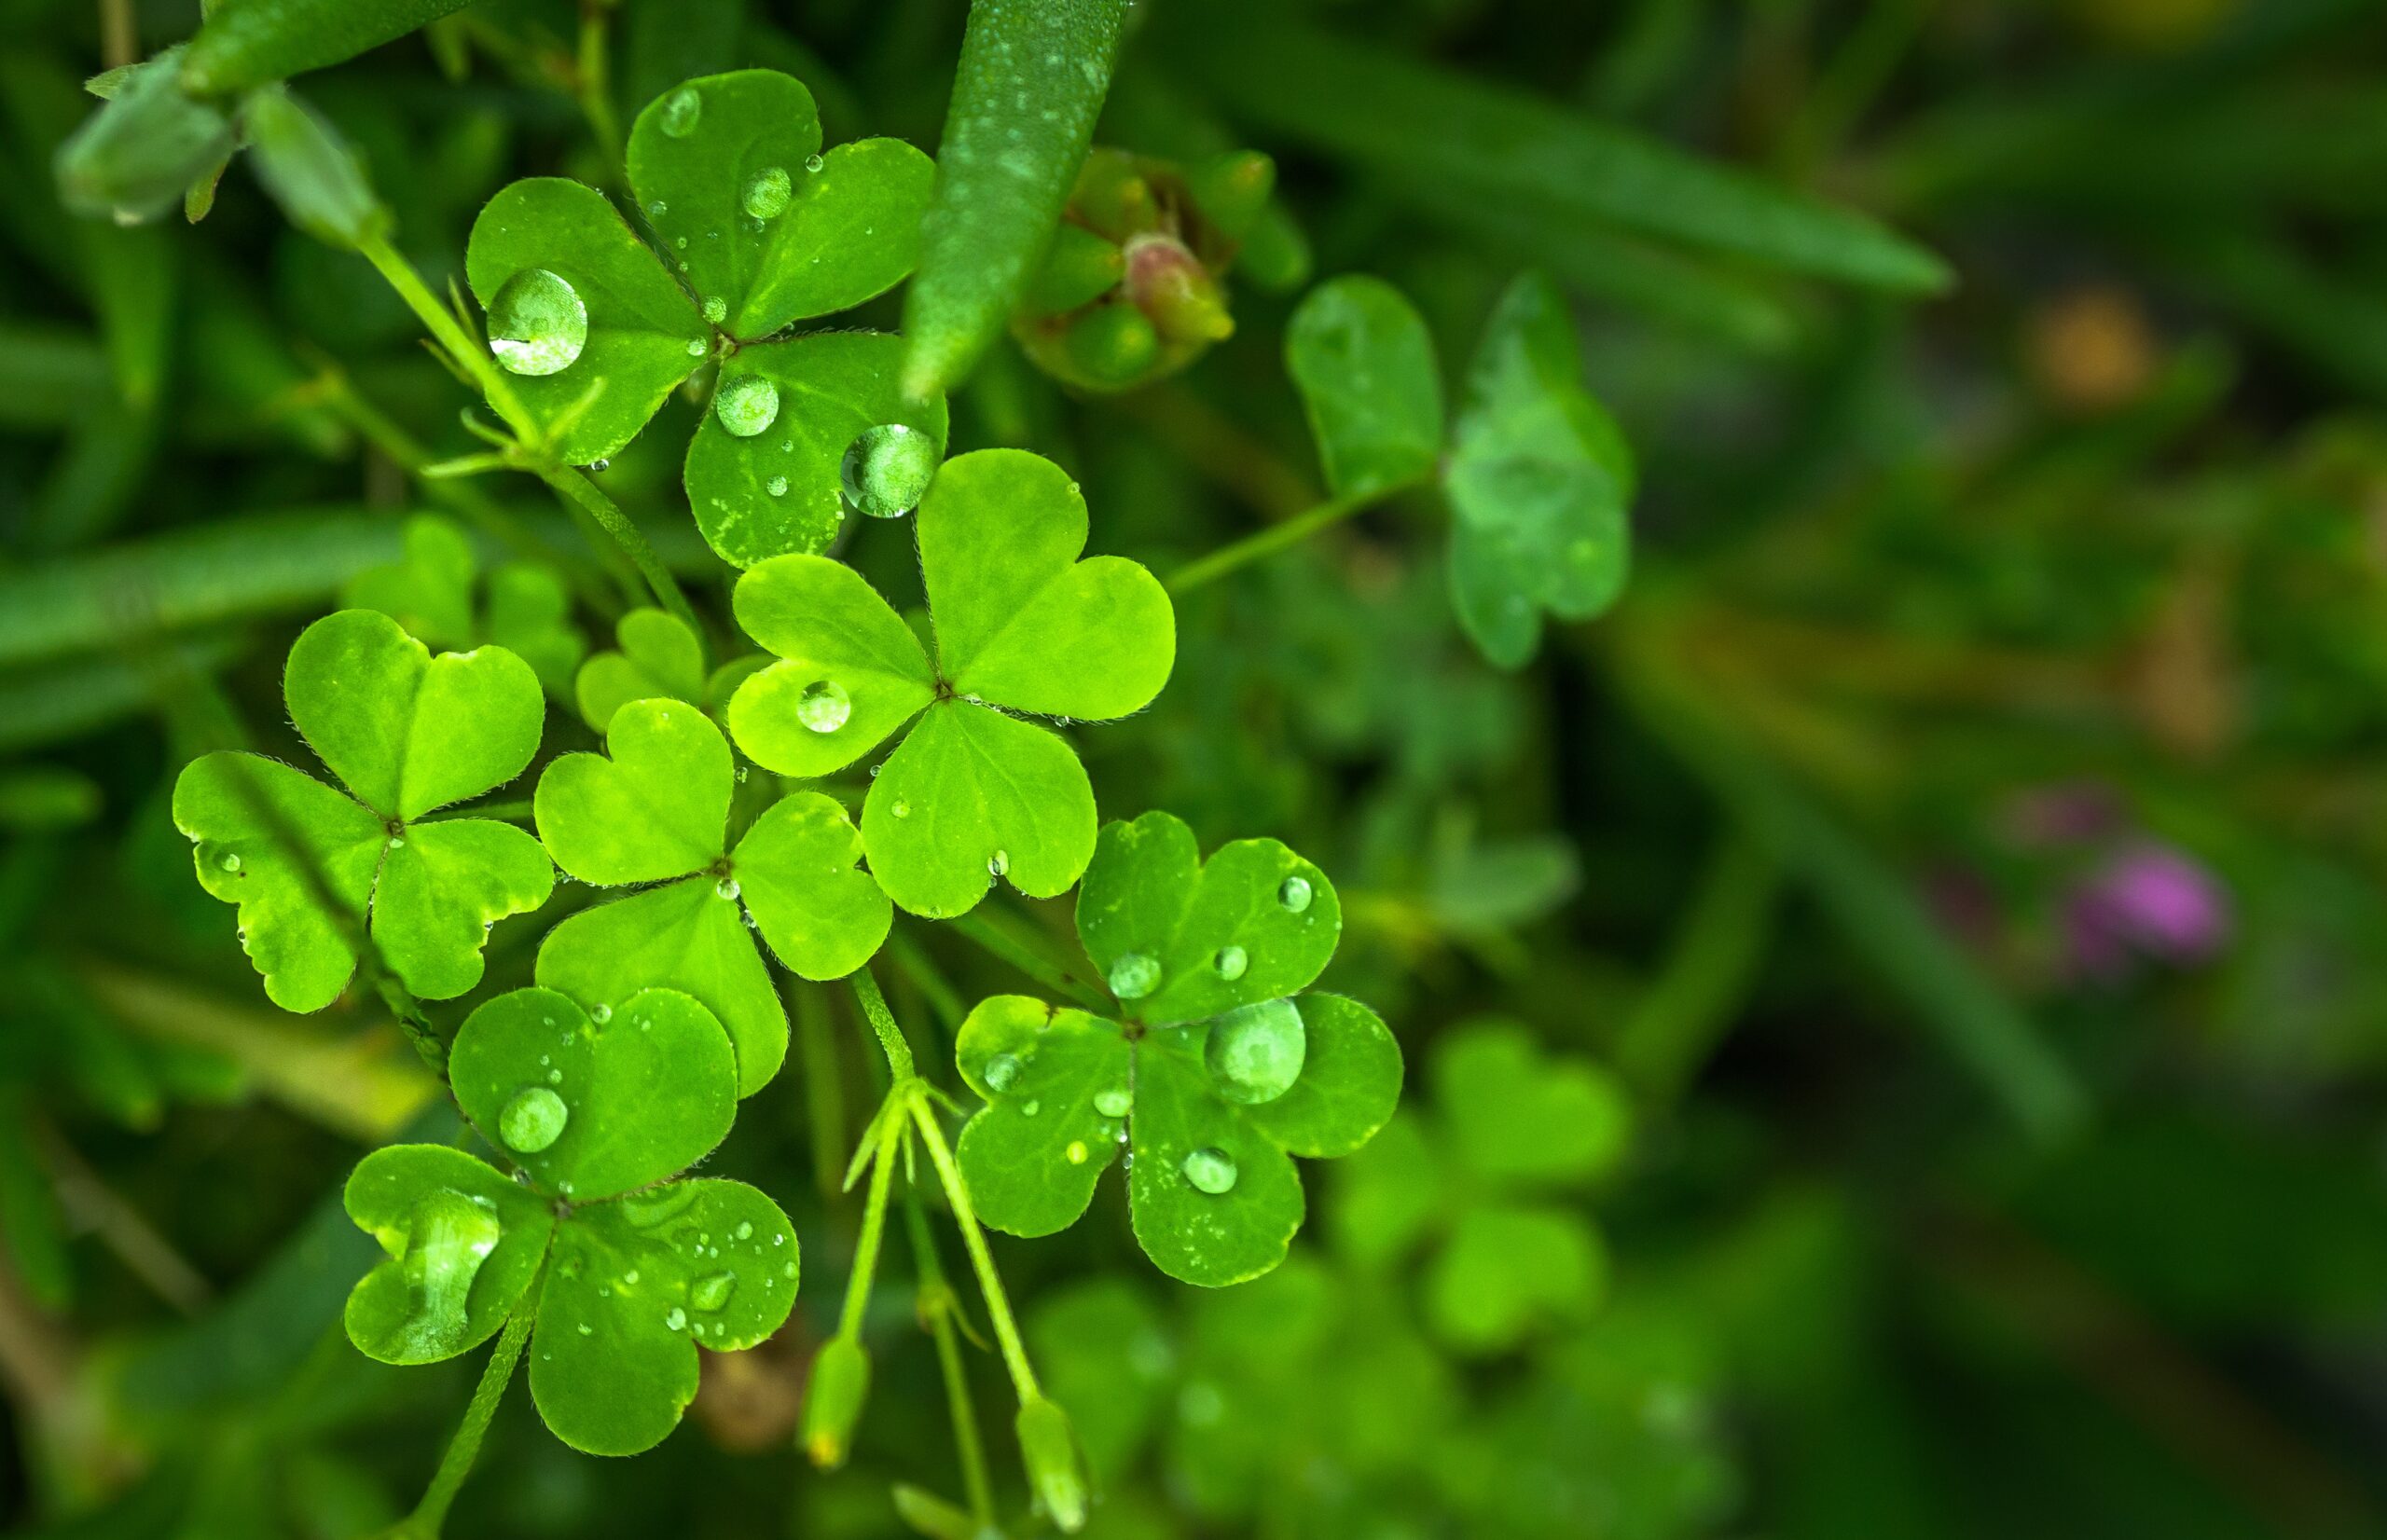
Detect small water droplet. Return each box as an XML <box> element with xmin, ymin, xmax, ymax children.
<box><xmin>1204</xmin><ymin>998</ymin><xmax>1306</xmax><ymax>1105</ymax></box>
<box><xmin>1109</xmin><ymin>951</ymin><xmax>1160</xmax><ymax>1001</ymax></box>
<box><xmin>796</xmin><ymin>679</ymin><xmax>850</xmax><ymax>733</ymax></box>
<box><xmin>988</xmin><ymin>849</ymin><xmax>1010</xmax><ymax>878</ymax></box>
<box><xmin>839</xmin><ymin>422</ymin><xmax>939</xmax><ymax>519</ymax></box>
<box><xmin>1180</xmin><ymin>1146</ymin><xmax>1238</xmax><ymax>1195</ymax></box>
<box><xmin>499</xmin><ymin>1086</ymin><xmax>568</xmax><ymax>1152</ymax></box>
<box><xmin>890</xmin><ymin>799</ymin><xmax>910</xmax><ymax>818</ymax></box>
<box><xmin>715</xmin><ymin>876</ymin><xmax>740</xmax><ymax>901</ymax></box>
<box><xmin>1277</xmin><ymin>874</ymin><xmax>1314</xmax><ymax>914</ymax></box>
<box><xmin>665</xmin><ymin>1306</ymin><xmax>688</xmax><ymax>1330</ymax></box>
<box><xmin>686</xmin><ymin>337</ymin><xmax>707</xmax><ymax>357</ymax></box>
<box><xmin>659</xmin><ymin>87</ymin><xmax>701</xmax><ymax>138</ymax></box>
<box><xmin>591</xmin><ymin>1002</ymin><xmax>614</xmax><ymax>1024</ymax></box>
<box><xmin>714</xmin><ymin>375</ymin><xmax>780</xmax><ymax>437</ymax></box>
<box><xmin>690</xmin><ymin>1272</ymin><xmax>736</xmax><ymax>1311</ymax></box>
<box><xmin>983</xmin><ymin>1052</ymin><xmax>1023</xmax><ymax>1092</ymax></box>
<box><xmin>1094</xmin><ymin>1086</ymin><xmax>1132</xmax><ymax>1118</ymax></box>
<box><xmin>804</xmin><ymin>152</ymin><xmax>824</xmax><ymax>172</ymax></box>
<box><xmin>647</xmin><ymin>199</ymin><xmax>667</xmax><ymax>217</ymax></box>
<box><xmin>1066</xmin><ymin>1139</ymin><xmax>1088</xmax><ymax>1164</ymax></box>
<box><xmin>546</xmin><ymin>1067</ymin><xmax>561</xmax><ymax>1084</ymax></box>
<box><xmin>1213</xmin><ymin>944</ymin><xmax>1248</xmax><ymax>981</ymax></box>
<box><xmin>766</xmin><ymin>474</ymin><xmax>788</xmax><ymax>497</ymax></box>
<box><xmin>734</xmin><ymin>1220</ymin><xmax>753</xmax><ymax>1240</ymax></box>
<box><xmin>218</xmin><ymin>851</ymin><xmax>242</xmax><ymax>873</ymax></box>
<box><xmin>741</xmin><ymin>164</ymin><xmax>793</xmax><ymax>219</ymax></box>
<box><xmin>1022</xmin><ymin>1098</ymin><xmax>1041</xmax><ymax>1117</ymax></box>
<box><xmin>702</xmin><ymin>296</ymin><xmax>728</xmax><ymax>326</ymax></box>
<box><xmin>488</xmin><ymin>268</ymin><xmax>587</xmax><ymax>377</ymax></box>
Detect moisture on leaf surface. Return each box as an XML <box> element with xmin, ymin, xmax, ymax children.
<box><xmin>533</xmin><ymin>698</ymin><xmax>890</xmax><ymax>1095</ymax></box>
<box><xmin>953</xmin><ymin>812</ymin><xmax>1400</xmax><ymax>1286</ymax></box>
<box><xmin>172</xmin><ymin>610</ymin><xmax>554</xmax><ymax>1011</ymax></box>
<box><xmin>726</xmin><ymin>449</ymin><xmax>1175</xmax><ymax>918</ymax></box>
<box><xmin>345</xmin><ymin>985</ymin><xmax>797</xmax><ymax>1455</ymax></box>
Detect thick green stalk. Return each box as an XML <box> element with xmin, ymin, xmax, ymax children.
<box><xmin>397</xmin><ymin>1301</ymin><xmax>534</xmax><ymax>1539</ymax></box>
<box><xmin>848</xmin><ymin>967</ymin><xmax>918</xmax><ymax>1082</ymax></box>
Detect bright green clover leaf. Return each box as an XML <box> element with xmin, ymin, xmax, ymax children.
<box><xmin>343</xmin><ymin>985</ymin><xmax>799</xmax><ymax>1456</ymax></box>
<box><xmin>1445</xmin><ymin>271</ymin><xmax>1635</xmax><ymax>669</ymax></box>
<box><xmin>341</xmin><ymin>514</ymin><xmax>587</xmax><ymax>694</ymax></box>
<box><xmin>533</xmin><ymin>698</ymin><xmax>890</xmax><ymax>1094</ymax></box>
<box><xmin>172</xmin><ymin>610</ymin><xmax>553</xmax><ymax>1011</ymax></box>
<box><xmin>1285</xmin><ymin>274</ymin><xmax>1444</xmax><ymax>499</ymax></box>
<box><xmin>573</xmin><ymin>606</ymin><xmax>766</xmax><ymax>733</ymax></box>
<box><xmin>952</xmin><ymin>812</ymin><xmax>1400</xmax><ymax>1286</ymax></box>
<box><xmin>726</xmin><ymin>449</ymin><xmax>1175</xmax><ymax>918</ymax></box>
<box><xmin>464</xmin><ymin>71</ymin><xmax>942</xmax><ymax>564</ymax></box>
<box><xmin>1330</xmin><ymin>1018</ymin><xmax>1631</xmax><ymax>1354</ymax></box>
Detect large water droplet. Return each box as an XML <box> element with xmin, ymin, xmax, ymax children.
<box><xmin>715</xmin><ymin>876</ymin><xmax>740</xmax><ymax>901</ymax></box>
<box><xmin>796</xmin><ymin>679</ymin><xmax>850</xmax><ymax>734</ymax></box>
<box><xmin>690</xmin><ymin>1272</ymin><xmax>736</xmax><ymax>1311</ymax></box>
<box><xmin>1204</xmin><ymin>998</ymin><xmax>1306</xmax><ymax>1105</ymax></box>
<box><xmin>499</xmin><ymin>1086</ymin><xmax>569</xmax><ymax>1152</ymax></box>
<box><xmin>1108</xmin><ymin>951</ymin><xmax>1160</xmax><ymax>1001</ymax></box>
<box><xmin>714</xmin><ymin>375</ymin><xmax>780</xmax><ymax>437</ymax></box>
<box><xmin>1180</xmin><ymin>1146</ymin><xmax>1238</xmax><ymax>1195</ymax></box>
<box><xmin>1094</xmin><ymin>1085</ymin><xmax>1132</xmax><ymax>1118</ymax></box>
<box><xmin>395</xmin><ymin>1190</ymin><xmax>502</xmax><ymax>1357</ymax></box>
<box><xmin>988</xmin><ymin>849</ymin><xmax>1010</xmax><ymax>878</ymax></box>
<box><xmin>983</xmin><ymin>1052</ymin><xmax>1023</xmax><ymax>1092</ymax></box>
<box><xmin>839</xmin><ymin>423</ymin><xmax>939</xmax><ymax>519</ymax></box>
<box><xmin>488</xmin><ymin>268</ymin><xmax>586</xmax><ymax>377</ymax></box>
<box><xmin>1277</xmin><ymin>874</ymin><xmax>1314</xmax><ymax>914</ymax></box>
<box><xmin>659</xmin><ymin>87</ymin><xmax>701</xmax><ymax>138</ymax></box>
<box><xmin>741</xmin><ymin>165</ymin><xmax>793</xmax><ymax>219</ymax></box>
<box><xmin>1213</xmin><ymin>945</ymin><xmax>1248</xmax><ymax>981</ymax></box>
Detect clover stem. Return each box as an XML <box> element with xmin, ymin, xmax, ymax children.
<box><xmin>835</xmin><ymin>1111</ymin><xmax>904</xmax><ymax>1341</ymax></box>
<box><xmin>402</xmin><ymin>1300</ymin><xmax>535</xmax><ymax>1538</ymax></box>
<box><xmin>903</xmin><ymin>1184</ymin><xmax>997</xmax><ymax>1526</ymax></box>
<box><xmin>533</xmin><ymin>464</ymin><xmax>702</xmax><ymax>635</ymax></box>
<box><xmin>355</xmin><ymin>232</ymin><xmax>536</xmax><ymax>441</ymax></box>
<box><xmin>944</xmin><ymin>907</ymin><xmax>1110</xmax><ymax>1014</ymax></box>
<box><xmin>1165</xmin><ymin>477</ymin><xmax>1428</xmax><ymax>595</ymax></box>
<box><xmin>904</xmin><ymin>1097</ymin><xmax>1040</xmax><ymax>1405</ymax></box>
<box><xmin>847</xmin><ymin>966</ymin><xmax>917</xmax><ymax>1083</ymax></box>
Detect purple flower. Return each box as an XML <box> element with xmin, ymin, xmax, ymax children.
<box><xmin>2064</xmin><ymin>842</ymin><xmax>2230</xmax><ymax>978</ymax></box>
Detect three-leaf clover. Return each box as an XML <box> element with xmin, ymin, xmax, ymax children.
<box><xmin>344</xmin><ymin>984</ymin><xmax>798</xmax><ymax>1455</ymax></box>
<box><xmin>340</xmin><ymin>514</ymin><xmax>587</xmax><ymax>694</ymax></box>
<box><xmin>173</xmin><ymin>610</ymin><xmax>554</xmax><ymax>1011</ymax></box>
<box><xmin>1331</xmin><ymin>1019</ymin><xmax>1631</xmax><ymax>1354</ymax></box>
<box><xmin>533</xmin><ymin>698</ymin><xmax>889</xmax><ymax>1095</ymax></box>
<box><xmin>573</xmin><ymin>606</ymin><xmax>765</xmax><ymax>733</ymax></box>
<box><xmin>463</xmin><ymin>70</ymin><xmax>946</xmax><ymax>564</ymax></box>
<box><xmin>725</xmin><ymin>448</ymin><xmax>1176</xmax><ymax>917</ymax></box>
<box><xmin>952</xmin><ymin>812</ymin><xmax>1401</xmax><ymax>1286</ymax></box>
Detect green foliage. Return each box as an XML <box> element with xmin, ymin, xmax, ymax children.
<box><xmin>345</xmin><ymin>985</ymin><xmax>797</xmax><ymax>1454</ymax></box>
<box><xmin>1287</xmin><ymin>276</ymin><xmax>1446</xmax><ymax>499</ymax></box>
<box><xmin>341</xmin><ymin>516</ymin><xmax>586</xmax><ymax>694</ymax></box>
<box><xmin>955</xmin><ymin>813</ymin><xmax>1400</xmax><ymax>1285</ymax></box>
<box><xmin>180</xmin><ymin>0</ymin><xmax>482</xmax><ymax>95</ymax></box>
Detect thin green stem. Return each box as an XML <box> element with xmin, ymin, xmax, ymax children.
<box><xmin>399</xmin><ymin>1302</ymin><xmax>534</xmax><ymax>1538</ymax></box>
<box><xmin>835</xmin><ymin>1113</ymin><xmax>904</xmax><ymax>1341</ymax></box>
<box><xmin>534</xmin><ymin>465</ymin><xmax>699</xmax><ymax>632</ymax></box>
<box><xmin>356</xmin><ymin>234</ymin><xmax>533</xmax><ymax>440</ymax></box>
<box><xmin>903</xmin><ymin>1186</ymin><xmax>995</xmax><ymax>1526</ymax></box>
<box><xmin>945</xmin><ymin>908</ymin><xmax>1110</xmax><ymax>1014</ymax></box>
<box><xmin>847</xmin><ymin>967</ymin><xmax>917</xmax><ymax>1082</ymax></box>
<box><xmin>1166</xmin><ymin>481</ymin><xmax>1421</xmax><ymax>594</ymax></box>
<box><xmin>906</xmin><ymin>1098</ymin><xmax>1038</xmax><ymax>1404</ymax></box>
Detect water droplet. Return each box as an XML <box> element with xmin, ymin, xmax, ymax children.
<box><xmin>1109</xmin><ymin>951</ymin><xmax>1160</xmax><ymax>1001</ymax></box>
<box><xmin>839</xmin><ymin>422</ymin><xmax>940</xmax><ymax>519</ymax></box>
<box><xmin>499</xmin><ymin>1086</ymin><xmax>568</xmax><ymax>1152</ymax></box>
<box><xmin>988</xmin><ymin>849</ymin><xmax>1010</xmax><ymax>878</ymax></box>
<box><xmin>1204</xmin><ymin>998</ymin><xmax>1306</xmax><ymax>1105</ymax></box>
<box><xmin>714</xmin><ymin>375</ymin><xmax>780</xmax><ymax>437</ymax></box>
<box><xmin>1180</xmin><ymin>1146</ymin><xmax>1238</xmax><ymax>1195</ymax></box>
<box><xmin>734</xmin><ymin>1220</ymin><xmax>753</xmax><ymax>1240</ymax></box>
<box><xmin>1094</xmin><ymin>1085</ymin><xmax>1132</xmax><ymax>1119</ymax></box>
<box><xmin>576</xmin><ymin>1322</ymin><xmax>592</xmax><ymax>1335</ymax></box>
<box><xmin>659</xmin><ymin>87</ymin><xmax>701</xmax><ymax>138</ymax></box>
<box><xmin>589</xmin><ymin>458</ymin><xmax>611</xmax><ymax>472</ymax></box>
<box><xmin>715</xmin><ymin>876</ymin><xmax>740</xmax><ymax>901</ymax></box>
<box><xmin>218</xmin><ymin>851</ymin><xmax>242</xmax><ymax>873</ymax></box>
<box><xmin>665</xmin><ymin>1306</ymin><xmax>688</xmax><ymax>1331</ymax></box>
<box><xmin>766</xmin><ymin>474</ymin><xmax>788</xmax><ymax>498</ymax></box>
<box><xmin>983</xmin><ymin>1052</ymin><xmax>1023</xmax><ymax>1092</ymax></box>
<box><xmin>804</xmin><ymin>152</ymin><xmax>824</xmax><ymax>172</ymax></box>
<box><xmin>623</xmin><ymin>1269</ymin><xmax>640</xmax><ymax>1285</ymax></box>
<box><xmin>1066</xmin><ymin>1139</ymin><xmax>1088</xmax><ymax>1164</ymax></box>
<box><xmin>891</xmin><ymin>799</ymin><xmax>910</xmax><ymax>818</ymax></box>
<box><xmin>647</xmin><ymin>199</ymin><xmax>668</xmax><ymax>217</ymax></box>
<box><xmin>702</xmin><ymin>295</ymin><xmax>727</xmax><ymax>325</ymax></box>
<box><xmin>591</xmin><ymin>1002</ymin><xmax>613</xmax><ymax>1024</ymax></box>
<box><xmin>690</xmin><ymin>1272</ymin><xmax>736</xmax><ymax>1311</ymax></box>
<box><xmin>1277</xmin><ymin>874</ymin><xmax>1314</xmax><ymax>914</ymax></box>
<box><xmin>1022</xmin><ymin>1099</ymin><xmax>1041</xmax><ymax>1117</ymax></box>
<box><xmin>686</xmin><ymin>337</ymin><xmax>707</xmax><ymax>357</ymax></box>
<box><xmin>487</xmin><ymin>268</ymin><xmax>587</xmax><ymax>377</ymax></box>
<box><xmin>741</xmin><ymin>164</ymin><xmax>793</xmax><ymax>220</ymax></box>
<box><xmin>393</xmin><ymin>1190</ymin><xmax>502</xmax><ymax>1358</ymax></box>
<box><xmin>1213</xmin><ymin>944</ymin><xmax>1248</xmax><ymax>981</ymax></box>
<box><xmin>796</xmin><ymin>679</ymin><xmax>850</xmax><ymax>733</ymax></box>
<box><xmin>387</xmin><ymin>834</ymin><xmax>406</xmax><ymax>848</ymax></box>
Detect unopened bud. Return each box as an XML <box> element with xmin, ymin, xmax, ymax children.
<box><xmin>1125</xmin><ymin>234</ymin><xmax>1233</xmax><ymax>345</ymax></box>
<box><xmin>242</xmin><ymin>86</ymin><xmax>390</xmax><ymax>250</ymax></box>
<box><xmin>800</xmin><ymin>1335</ymin><xmax>872</xmax><ymax>1468</ymax></box>
<box><xmin>1015</xmin><ymin>1395</ymin><xmax>1088</xmax><ymax>1533</ymax></box>
<box><xmin>1064</xmin><ymin>304</ymin><xmax>1160</xmax><ymax>387</ymax></box>
<box><xmin>54</xmin><ymin>49</ymin><xmax>235</xmax><ymax>226</ymax></box>
<box><xmin>1025</xmin><ymin>224</ymin><xmax>1125</xmax><ymax>318</ymax></box>
<box><xmin>1190</xmin><ymin>150</ymin><xmax>1275</xmax><ymax>241</ymax></box>
<box><xmin>1072</xmin><ymin>149</ymin><xmax>1157</xmax><ymax>240</ymax></box>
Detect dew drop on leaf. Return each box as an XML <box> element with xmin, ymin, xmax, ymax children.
<box><xmin>988</xmin><ymin>849</ymin><xmax>1011</xmax><ymax>878</ymax></box>
<box><xmin>741</xmin><ymin>165</ymin><xmax>793</xmax><ymax>220</ymax></box>
<box><xmin>685</xmin><ymin>338</ymin><xmax>706</xmax><ymax>357</ymax></box>
<box><xmin>591</xmin><ymin>1002</ymin><xmax>613</xmax><ymax>1024</ymax></box>
<box><xmin>1212</xmin><ymin>944</ymin><xmax>1247</xmax><ymax>981</ymax></box>
<box><xmin>1094</xmin><ymin>1085</ymin><xmax>1131</xmax><ymax>1118</ymax></box>
<box><xmin>804</xmin><ymin>152</ymin><xmax>824</xmax><ymax>172</ymax></box>
<box><xmin>984</xmin><ymin>1052</ymin><xmax>1023</xmax><ymax>1092</ymax></box>
<box><xmin>659</xmin><ymin>87</ymin><xmax>701</xmax><ymax>138</ymax></box>
<box><xmin>487</xmin><ymin>268</ymin><xmax>587</xmax><ymax>377</ymax></box>
<box><xmin>714</xmin><ymin>375</ymin><xmax>780</xmax><ymax>437</ymax></box>
<box><xmin>702</xmin><ymin>295</ymin><xmax>727</xmax><ymax>325</ymax></box>
<box><xmin>395</xmin><ymin>1190</ymin><xmax>502</xmax><ymax>1358</ymax></box>
<box><xmin>1180</xmin><ymin>1146</ymin><xmax>1238</xmax><ymax>1195</ymax></box>
<box><xmin>1022</xmin><ymin>1099</ymin><xmax>1042</xmax><ymax>1117</ymax></box>
<box><xmin>499</xmin><ymin>1086</ymin><xmax>568</xmax><ymax>1152</ymax></box>
<box><xmin>665</xmin><ymin>1306</ymin><xmax>688</xmax><ymax>1330</ymax></box>
<box><xmin>689</xmin><ymin>1272</ymin><xmax>736</xmax><ymax>1312</ymax></box>
<box><xmin>1109</xmin><ymin>951</ymin><xmax>1160</xmax><ymax>1000</ymax></box>
<box><xmin>734</xmin><ymin>1220</ymin><xmax>753</xmax><ymax>1240</ymax></box>
<box><xmin>715</xmin><ymin>876</ymin><xmax>740</xmax><ymax>901</ymax></box>
<box><xmin>218</xmin><ymin>851</ymin><xmax>242</xmax><ymax>873</ymax></box>
<box><xmin>891</xmin><ymin>799</ymin><xmax>910</xmax><ymax>818</ymax></box>
<box><xmin>1066</xmin><ymin>1139</ymin><xmax>1088</xmax><ymax>1164</ymax></box>
<box><xmin>766</xmin><ymin>475</ymin><xmax>788</xmax><ymax>498</ymax></box>
<box><xmin>1204</xmin><ymin>997</ymin><xmax>1306</xmax><ymax>1105</ymax></box>
<box><xmin>839</xmin><ymin>423</ymin><xmax>939</xmax><ymax>519</ymax></box>
<box><xmin>1277</xmin><ymin>874</ymin><xmax>1313</xmax><ymax>914</ymax></box>
<box><xmin>796</xmin><ymin>679</ymin><xmax>850</xmax><ymax>733</ymax></box>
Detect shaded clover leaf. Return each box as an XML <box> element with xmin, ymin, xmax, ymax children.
<box><xmin>727</xmin><ymin>449</ymin><xmax>1175</xmax><ymax>918</ymax></box>
<box><xmin>1331</xmin><ymin>1019</ymin><xmax>1631</xmax><ymax>1354</ymax></box>
<box><xmin>344</xmin><ymin>985</ymin><xmax>799</xmax><ymax>1455</ymax></box>
<box><xmin>463</xmin><ymin>70</ymin><xmax>943</xmax><ymax>564</ymax></box>
<box><xmin>1285</xmin><ymin>274</ymin><xmax>1444</xmax><ymax>499</ymax></box>
<box><xmin>953</xmin><ymin>812</ymin><xmax>1400</xmax><ymax>1286</ymax></box>
<box><xmin>172</xmin><ymin>610</ymin><xmax>553</xmax><ymax>1011</ymax></box>
<box><xmin>573</xmin><ymin>606</ymin><xmax>765</xmax><ymax>733</ymax></box>
<box><xmin>533</xmin><ymin>698</ymin><xmax>890</xmax><ymax>1094</ymax></box>
<box><xmin>1446</xmin><ymin>271</ymin><xmax>1635</xmax><ymax>668</ymax></box>
<box><xmin>341</xmin><ymin>514</ymin><xmax>587</xmax><ymax>694</ymax></box>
